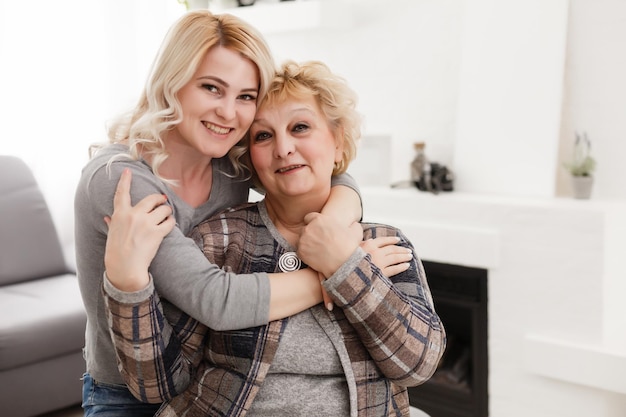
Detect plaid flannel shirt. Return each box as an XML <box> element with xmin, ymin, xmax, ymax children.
<box><xmin>104</xmin><ymin>202</ymin><xmax>446</xmax><ymax>417</ymax></box>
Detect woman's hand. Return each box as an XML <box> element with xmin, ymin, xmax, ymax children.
<box><xmin>297</xmin><ymin>212</ymin><xmax>362</xmax><ymax>279</ymax></box>
<box><xmin>360</xmin><ymin>236</ymin><xmax>412</xmax><ymax>277</ymax></box>
<box><xmin>298</xmin><ymin>214</ymin><xmax>412</xmax><ymax>279</ymax></box>
<box><xmin>104</xmin><ymin>168</ymin><xmax>175</xmax><ymax>292</ymax></box>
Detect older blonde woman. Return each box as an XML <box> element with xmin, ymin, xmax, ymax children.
<box><xmin>104</xmin><ymin>60</ymin><xmax>445</xmax><ymax>416</ymax></box>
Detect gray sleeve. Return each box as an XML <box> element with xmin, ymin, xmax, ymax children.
<box><xmin>151</xmin><ymin>224</ymin><xmax>270</xmax><ymax>331</ymax></box>
<box><xmin>331</xmin><ymin>171</ymin><xmax>363</xmax><ymax>220</ymax></box>
<box><xmin>83</xmin><ymin>160</ymin><xmax>271</xmax><ymax>330</ymax></box>
<box><xmin>331</xmin><ymin>171</ymin><xmax>361</xmax><ymax>195</ymax></box>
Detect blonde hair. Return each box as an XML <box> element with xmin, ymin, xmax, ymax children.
<box><xmin>230</xmin><ymin>60</ymin><xmax>361</xmax><ymax>184</ymax></box>
<box><xmin>95</xmin><ymin>10</ymin><xmax>275</xmax><ymax>183</ymax></box>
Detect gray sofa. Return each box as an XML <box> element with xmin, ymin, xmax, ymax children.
<box><xmin>0</xmin><ymin>155</ymin><xmax>86</xmax><ymax>416</ymax></box>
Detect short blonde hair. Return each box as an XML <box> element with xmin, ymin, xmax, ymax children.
<box><xmin>230</xmin><ymin>60</ymin><xmax>361</xmax><ymax>184</ymax></box>
<box><xmin>99</xmin><ymin>11</ymin><xmax>275</xmax><ymax>183</ymax></box>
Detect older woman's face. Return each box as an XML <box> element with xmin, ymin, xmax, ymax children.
<box><xmin>249</xmin><ymin>96</ymin><xmax>343</xmax><ymax>199</ymax></box>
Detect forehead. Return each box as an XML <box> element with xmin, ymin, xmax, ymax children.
<box><xmin>197</xmin><ymin>46</ymin><xmax>259</xmax><ymax>82</ymax></box>
<box><xmin>258</xmin><ymin>94</ymin><xmax>320</xmax><ymax>116</ymax></box>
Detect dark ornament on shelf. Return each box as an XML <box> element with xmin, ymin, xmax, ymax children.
<box><xmin>237</xmin><ymin>0</ymin><xmax>256</xmax><ymax>6</ymax></box>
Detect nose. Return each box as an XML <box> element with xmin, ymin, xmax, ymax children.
<box><xmin>215</xmin><ymin>98</ymin><xmax>236</xmax><ymax>121</ymax></box>
<box><xmin>274</xmin><ymin>132</ymin><xmax>295</xmax><ymax>158</ymax></box>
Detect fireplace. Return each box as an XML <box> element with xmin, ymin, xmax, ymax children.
<box><xmin>409</xmin><ymin>261</ymin><xmax>488</xmax><ymax>417</ymax></box>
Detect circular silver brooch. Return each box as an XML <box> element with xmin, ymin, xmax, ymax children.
<box><xmin>278</xmin><ymin>251</ymin><xmax>302</xmax><ymax>273</ymax></box>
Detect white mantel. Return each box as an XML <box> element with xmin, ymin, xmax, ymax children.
<box><xmin>360</xmin><ymin>187</ymin><xmax>626</xmax><ymax>417</ymax></box>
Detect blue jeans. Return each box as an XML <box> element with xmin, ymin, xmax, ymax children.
<box><xmin>81</xmin><ymin>373</ymin><xmax>161</xmax><ymax>417</ymax></box>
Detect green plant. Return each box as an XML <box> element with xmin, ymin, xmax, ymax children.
<box><xmin>564</xmin><ymin>131</ymin><xmax>596</xmax><ymax>177</ymax></box>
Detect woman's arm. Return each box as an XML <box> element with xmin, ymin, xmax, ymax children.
<box><xmin>297</xmin><ymin>173</ymin><xmax>363</xmax><ymax>310</ymax></box>
<box><xmin>298</xmin><ymin>213</ymin><xmax>446</xmax><ymax>386</ymax></box>
<box><xmin>323</xmin><ymin>226</ymin><xmax>446</xmax><ymax>387</ymax></box>
<box><xmin>266</xmin><ymin>268</ymin><xmax>324</xmax><ymax>320</ymax></box>
<box><xmin>104</xmin><ymin>168</ymin><xmax>327</xmax><ymax>328</ymax></box>
<box><xmin>103</xmin><ymin>278</ymin><xmax>205</xmax><ymax>403</ymax></box>
<box><xmin>104</xmin><ymin>169</ymin><xmax>394</xmax><ymax>324</ymax></box>
<box><xmin>299</xmin><ymin>172</ymin><xmax>410</xmax><ymax>280</ymax></box>
<box><xmin>323</xmin><ymin>180</ymin><xmax>362</xmax><ymax>224</ymax></box>
<box><xmin>103</xmin><ymin>168</ymin><xmax>173</xmax><ymax>291</ymax></box>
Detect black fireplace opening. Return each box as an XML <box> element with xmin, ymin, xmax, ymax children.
<box><xmin>409</xmin><ymin>261</ymin><xmax>488</xmax><ymax>417</ymax></box>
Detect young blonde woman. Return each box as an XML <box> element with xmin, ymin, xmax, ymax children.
<box><xmin>103</xmin><ymin>60</ymin><xmax>446</xmax><ymax>416</ymax></box>
<box><xmin>75</xmin><ymin>11</ymin><xmax>407</xmax><ymax>417</ymax></box>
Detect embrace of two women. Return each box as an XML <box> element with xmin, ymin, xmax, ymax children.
<box><xmin>75</xmin><ymin>10</ymin><xmax>445</xmax><ymax>417</ymax></box>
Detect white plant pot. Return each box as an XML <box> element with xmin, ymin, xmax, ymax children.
<box><xmin>571</xmin><ymin>175</ymin><xmax>593</xmax><ymax>199</ymax></box>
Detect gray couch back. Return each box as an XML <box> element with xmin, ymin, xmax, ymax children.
<box><xmin>0</xmin><ymin>155</ymin><xmax>71</xmax><ymax>286</ymax></box>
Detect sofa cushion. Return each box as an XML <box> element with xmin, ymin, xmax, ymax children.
<box><xmin>0</xmin><ymin>155</ymin><xmax>71</xmax><ymax>286</ymax></box>
<box><xmin>0</xmin><ymin>274</ymin><xmax>86</xmax><ymax>371</ymax></box>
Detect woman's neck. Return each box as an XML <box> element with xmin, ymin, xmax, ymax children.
<box><xmin>145</xmin><ymin>142</ymin><xmax>214</xmax><ymax>208</ymax></box>
<box><xmin>263</xmin><ymin>194</ymin><xmax>327</xmax><ymax>247</ymax></box>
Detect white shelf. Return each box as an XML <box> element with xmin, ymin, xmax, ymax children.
<box><xmin>524</xmin><ymin>334</ymin><xmax>626</xmax><ymax>394</ymax></box>
<box><xmin>214</xmin><ymin>0</ymin><xmax>353</xmax><ymax>34</ymax></box>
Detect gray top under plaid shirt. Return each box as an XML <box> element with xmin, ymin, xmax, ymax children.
<box><xmin>103</xmin><ymin>201</ymin><xmax>446</xmax><ymax>417</ymax></box>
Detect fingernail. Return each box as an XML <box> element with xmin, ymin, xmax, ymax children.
<box><xmin>326</xmin><ymin>302</ymin><xmax>334</xmax><ymax>311</ymax></box>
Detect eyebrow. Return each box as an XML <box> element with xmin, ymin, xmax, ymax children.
<box><xmin>253</xmin><ymin>106</ymin><xmax>315</xmax><ymax>124</ymax></box>
<box><xmin>197</xmin><ymin>75</ymin><xmax>258</xmax><ymax>93</ymax></box>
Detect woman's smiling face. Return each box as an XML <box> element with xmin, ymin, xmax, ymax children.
<box><xmin>249</xmin><ymin>96</ymin><xmax>344</xmax><ymax>199</ymax></box>
<box><xmin>172</xmin><ymin>45</ymin><xmax>259</xmax><ymax>159</ymax></box>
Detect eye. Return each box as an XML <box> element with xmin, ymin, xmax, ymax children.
<box><xmin>252</xmin><ymin>131</ymin><xmax>272</xmax><ymax>143</ymax></box>
<box><xmin>201</xmin><ymin>83</ymin><xmax>219</xmax><ymax>93</ymax></box>
<box><xmin>292</xmin><ymin>123</ymin><xmax>310</xmax><ymax>133</ymax></box>
<box><xmin>238</xmin><ymin>93</ymin><xmax>257</xmax><ymax>102</ymax></box>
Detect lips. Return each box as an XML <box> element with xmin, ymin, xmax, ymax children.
<box><xmin>275</xmin><ymin>164</ymin><xmax>305</xmax><ymax>173</ymax></box>
<box><xmin>202</xmin><ymin>121</ymin><xmax>232</xmax><ymax>135</ymax></box>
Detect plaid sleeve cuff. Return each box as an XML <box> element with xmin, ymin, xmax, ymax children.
<box><xmin>323</xmin><ymin>247</ymin><xmax>367</xmax><ymax>293</ymax></box>
<box><xmin>103</xmin><ymin>271</ymin><xmax>155</xmax><ymax>304</ymax></box>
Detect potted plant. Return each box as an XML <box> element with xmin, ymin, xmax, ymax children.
<box><xmin>564</xmin><ymin>131</ymin><xmax>596</xmax><ymax>199</ymax></box>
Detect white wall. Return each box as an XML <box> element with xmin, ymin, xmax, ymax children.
<box><xmin>259</xmin><ymin>0</ymin><xmax>626</xmax><ymax>201</ymax></box>
<box><xmin>556</xmin><ymin>0</ymin><xmax>626</xmax><ymax>199</ymax></box>
<box><xmin>0</xmin><ymin>0</ymin><xmax>183</xmax><ymax>265</ymax></box>
<box><xmin>1</xmin><ymin>0</ymin><xmax>625</xmax><ymax>260</ymax></box>
<box><xmin>452</xmin><ymin>0</ymin><xmax>568</xmax><ymax>198</ymax></box>
<box><xmin>0</xmin><ymin>0</ymin><xmax>106</xmax><ymax>263</ymax></box>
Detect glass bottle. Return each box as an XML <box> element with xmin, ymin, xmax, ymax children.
<box><xmin>410</xmin><ymin>142</ymin><xmax>431</xmax><ymax>191</ymax></box>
